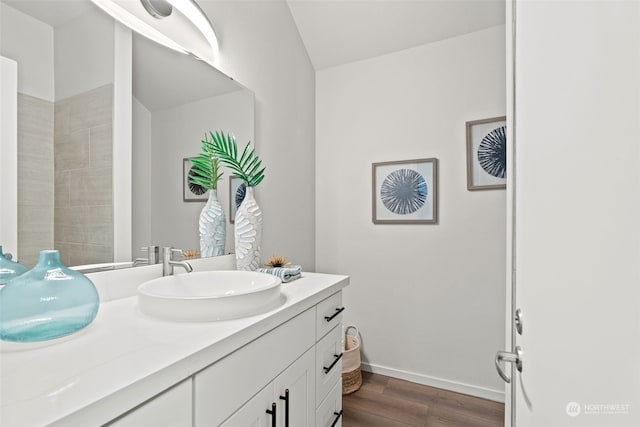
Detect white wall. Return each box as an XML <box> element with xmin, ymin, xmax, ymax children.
<box><xmin>316</xmin><ymin>26</ymin><xmax>506</xmax><ymax>400</ymax></box>
<box><xmin>132</xmin><ymin>97</ymin><xmax>152</xmax><ymax>256</ymax></box>
<box><xmin>149</xmin><ymin>90</ymin><xmax>254</xmax><ymax>253</ymax></box>
<box><xmin>54</xmin><ymin>8</ymin><xmax>114</xmax><ymax>101</ymax></box>
<box><xmin>199</xmin><ymin>0</ymin><xmax>316</xmax><ymax>271</ymax></box>
<box><xmin>112</xmin><ymin>24</ymin><xmax>132</xmax><ymax>263</ymax></box>
<box><xmin>0</xmin><ymin>57</ymin><xmax>18</xmax><ymax>255</ymax></box>
<box><xmin>0</xmin><ymin>3</ymin><xmax>54</xmax><ymax>101</ymax></box>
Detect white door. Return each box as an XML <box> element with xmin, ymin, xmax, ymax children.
<box><xmin>498</xmin><ymin>1</ymin><xmax>640</xmax><ymax>426</ymax></box>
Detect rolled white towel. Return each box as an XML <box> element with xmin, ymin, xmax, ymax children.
<box><xmin>257</xmin><ymin>265</ymin><xmax>302</xmax><ymax>283</ymax></box>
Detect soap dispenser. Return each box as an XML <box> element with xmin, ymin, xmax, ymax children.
<box><xmin>0</xmin><ymin>245</ymin><xmax>28</xmax><ymax>285</ymax></box>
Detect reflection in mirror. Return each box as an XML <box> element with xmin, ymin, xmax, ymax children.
<box><xmin>0</xmin><ymin>0</ymin><xmax>254</xmax><ymax>268</ymax></box>
<box><xmin>132</xmin><ymin>33</ymin><xmax>254</xmax><ymax>261</ymax></box>
<box><xmin>1</xmin><ymin>0</ymin><xmax>115</xmax><ymax>268</ymax></box>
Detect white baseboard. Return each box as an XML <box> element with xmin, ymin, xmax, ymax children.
<box><xmin>360</xmin><ymin>362</ymin><xmax>505</xmax><ymax>403</ymax></box>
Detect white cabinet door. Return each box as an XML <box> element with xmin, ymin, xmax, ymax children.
<box><xmin>273</xmin><ymin>347</ymin><xmax>315</xmax><ymax>427</ymax></box>
<box><xmin>221</xmin><ymin>384</ymin><xmax>276</xmax><ymax>427</ymax></box>
<box><xmin>195</xmin><ymin>308</ymin><xmax>315</xmax><ymax>426</ymax></box>
<box><xmin>222</xmin><ymin>349</ymin><xmax>315</xmax><ymax>427</ymax></box>
<box><xmin>108</xmin><ymin>379</ymin><xmax>192</xmax><ymax>427</ymax></box>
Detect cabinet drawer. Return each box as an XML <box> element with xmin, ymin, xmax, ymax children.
<box><xmin>316</xmin><ymin>325</ymin><xmax>342</xmax><ymax>406</ymax></box>
<box><xmin>195</xmin><ymin>308</ymin><xmax>315</xmax><ymax>426</ymax></box>
<box><xmin>316</xmin><ymin>379</ymin><xmax>343</xmax><ymax>427</ymax></box>
<box><xmin>316</xmin><ymin>291</ymin><xmax>343</xmax><ymax>340</ymax></box>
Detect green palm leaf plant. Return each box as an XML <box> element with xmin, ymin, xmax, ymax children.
<box><xmin>205</xmin><ymin>131</ymin><xmax>265</xmax><ymax>187</ymax></box>
<box><xmin>189</xmin><ymin>136</ymin><xmax>223</xmax><ymax>190</ymax></box>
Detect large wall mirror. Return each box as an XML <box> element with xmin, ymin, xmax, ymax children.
<box><xmin>0</xmin><ymin>0</ymin><xmax>254</xmax><ymax>268</ymax></box>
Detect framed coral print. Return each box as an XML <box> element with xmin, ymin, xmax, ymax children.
<box><xmin>372</xmin><ymin>158</ymin><xmax>438</xmax><ymax>224</ymax></box>
<box><xmin>466</xmin><ymin>116</ymin><xmax>507</xmax><ymax>190</ymax></box>
<box><xmin>229</xmin><ymin>175</ymin><xmax>246</xmax><ymax>224</ymax></box>
<box><xmin>183</xmin><ymin>158</ymin><xmax>209</xmax><ymax>202</ymax></box>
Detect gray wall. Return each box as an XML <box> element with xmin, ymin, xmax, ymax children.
<box><xmin>17</xmin><ymin>94</ymin><xmax>54</xmax><ymax>267</ymax></box>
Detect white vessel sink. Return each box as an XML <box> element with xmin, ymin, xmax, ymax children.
<box><xmin>137</xmin><ymin>271</ymin><xmax>283</xmax><ymax>321</ymax></box>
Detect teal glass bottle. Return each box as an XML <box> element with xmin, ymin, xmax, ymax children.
<box><xmin>0</xmin><ymin>250</ymin><xmax>100</xmax><ymax>342</ymax></box>
<box><xmin>0</xmin><ymin>245</ymin><xmax>28</xmax><ymax>285</ymax></box>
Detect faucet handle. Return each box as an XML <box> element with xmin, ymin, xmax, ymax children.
<box><xmin>142</xmin><ymin>245</ymin><xmax>159</xmax><ymax>264</ymax></box>
<box><xmin>147</xmin><ymin>245</ymin><xmax>160</xmax><ymax>264</ymax></box>
<box><xmin>171</xmin><ymin>248</ymin><xmax>184</xmax><ymax>260</ymax></box>
<box><xmin>162</xmin><ymin>247</ymin><xmax>185</xmax><ymax>262</ymax></box>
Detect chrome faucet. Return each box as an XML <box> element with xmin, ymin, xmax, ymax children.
<box><xmin>162</xmin><ymin>247</ymin><xmax>193</xmax><ymax>276</ymax></box>
<box><xmin>134</xmin><ymin>245</ymin><xmax>160</xmax><ymax>266</ymax></box>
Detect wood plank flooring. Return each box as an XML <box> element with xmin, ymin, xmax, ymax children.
<box><xmin>342</xmin><ymin>372</ymin><xmax>505</xmax><ymax>427</ymax></box>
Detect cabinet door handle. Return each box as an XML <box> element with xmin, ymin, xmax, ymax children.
<box><xmin>279</xmin><ymin>389</ymin><xmax>290</xmax><ymax>427</ymax></box>
<box><xmin>323</xmin><ymin>353</ymin><xmax>343</xmax><ymax>373</ymax></box>
<box><xmin>266</xmin><ymin>402</ymin><xmax>276</xmax><ymax>427</ymax></box>
<box><xmin>330</xmin><ymin>410</ymin><xmax>343</xmax><ymax>427</ymax></box>
<box><xmin>324</xmin><ymin>307</ymin><xmax>345</xmax><ymax>322</ymax></box>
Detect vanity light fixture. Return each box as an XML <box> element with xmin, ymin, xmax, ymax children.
<box><xmin>164</xmin><ymin>0</ymin><xmax>220</xmax><ymax>62</ymax></box>
<box><xmin>140</xmin><ymin>0</ymin><xmax>173</xmax><ymax>19</ymax></box>
<box><xmin>91</xmin><ymin>0</ymin><xmax>186</xmax><ymax>53</ymax></box>
<box><xmin>91</xmin><ymin>0</ymin><xmax>219</xmax><ymax>64</ymax></box>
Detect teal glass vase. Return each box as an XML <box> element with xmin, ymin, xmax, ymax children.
<box><xmin>0</xmin><ymin>245</ymin><xmax>28</xmax><ymax>285</ymax></box>
<box><xmin>0</xmin><ymin>250</ymin><xmax>100</xmax><ymax>342</ymax></box>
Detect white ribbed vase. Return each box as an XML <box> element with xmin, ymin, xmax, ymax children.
<box><xmin>199</xmin><ymin>190</ymin><xmax>226</xmax><ymax>257</ymax></box>
<box><xmin>234</xmin><ymin>187</ymin><xmax>262</xmax><ymax>271</ymax></box>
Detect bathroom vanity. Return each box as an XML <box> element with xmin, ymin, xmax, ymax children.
<box><xmin>0</xmin><ymin>263</ymin><xmax>348</xmax><ymax>427</ymax></box>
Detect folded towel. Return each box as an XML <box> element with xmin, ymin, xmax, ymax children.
<box><xmin>257</xmin><ymin>265</ymin><xmax>302</xmax><ymax>283</ymax></box>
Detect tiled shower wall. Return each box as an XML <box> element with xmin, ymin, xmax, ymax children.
<box><xmin>17</xmin><ymin>94</ymin><xmax>54</xmax><ymax>267</ymax></box>
<box><xmin>54</xmin><ymin>84</ymin><xmax>113</xmax><ymax>266</ymax></box>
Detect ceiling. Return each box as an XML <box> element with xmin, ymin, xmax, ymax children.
<box><xmin>286</xmin><ymin>0</ymin><xmax>506</xmax><ymax>70</ymax></box>
<box><xmin>5</xmin><ymin>0</ymin><xmax>506</xmax><ymax>73</ymax></box>
<box><xmin>3</xmin><ymin>0</ymin><xmax>93</xmax><ymax>27</ymax></box>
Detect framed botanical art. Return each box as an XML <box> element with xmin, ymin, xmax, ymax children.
<box><xmin>372</xmin><ymin>158</ymin><xmax>438</xmax><ymax>224</ymax></box>
<box><xmin>229</xmin><ymin>175</ymin><xmax>246</xmax><ymax>224</ymax></box>
<box><xmin>183</xmin><ymin>158</ymin><xmax>209</xmax><ymax>202</ymax></box>
<box><xmin>466</xmin><ymin>116</ymin><xmax>507</xmax><ymax>190</ymax></box>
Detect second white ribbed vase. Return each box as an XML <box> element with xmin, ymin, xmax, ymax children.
<box><xmin>234</xmin><ymin>187</ymin><xmax>262</xmax><ymax>271</ymax></box>
<box><xmin>199</xmin><ymin>190</ymin><xmax>226</xmax><ymax>257</ymax></box>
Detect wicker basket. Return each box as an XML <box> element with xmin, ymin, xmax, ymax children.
<box><xmin>342</xmin><ymin>326</ymin><xmax>362</xmax><ymax>395</ymax></box>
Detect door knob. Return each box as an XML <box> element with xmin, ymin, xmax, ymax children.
<box><xmin>495</xmin><ymin>346</ymin><xmax>523</xmax><ymax>383</ymax></box>
<box><xmin>515</xmin><ymin>308</ymin><xmax>523</xmax><ymax>335</ymax></box>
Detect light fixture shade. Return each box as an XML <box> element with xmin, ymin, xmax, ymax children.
<box><xmin>167</xmin><ymin>0</ymin><xmax>219</xmax><ymax>63</ymax></box>
<box><xmin>91</xmin><ymin>0</ymin><xmax>219</xmax><ymax>65</ymax></box>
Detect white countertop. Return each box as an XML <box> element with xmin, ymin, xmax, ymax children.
<box><xmin>0</xmin><ymin>271</ymin><xmax>349</xmax><ymax>426</ymax></box>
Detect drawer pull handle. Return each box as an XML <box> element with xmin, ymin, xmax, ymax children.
<box><xmin>279</xmin><ymin>389</ymin><xmax>290</xmax><ymax>427</ymax></box>
<box><xmin>323</xmin><ymin>353</ymin><xmax>343</xmax><ymax>373</ymax></box>
<box><xmin>266</xmin><ymin>402</ymin><xmax>276</xmax><ymax>427</ymax></box>
<box><xmin>330</xmin><ymin>410</ymin><xmax>343</xmax><ymax>427</ymax></box>
<box><xmin>324</xmin><ymin>307</ymin><xmax>345</xmax><ymax>322</ymax></box>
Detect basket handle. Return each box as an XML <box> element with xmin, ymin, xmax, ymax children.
<box><xmin>345</xmin><ymin>325</ymin><xmax>359</xmax><ymax>339</ymax></box>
